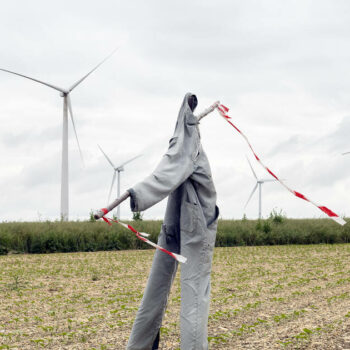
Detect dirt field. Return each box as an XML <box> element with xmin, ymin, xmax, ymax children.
<box><xmin>0</xmin><ymin>244</ymin><xmax>349</xmax><ymax>349</ymax></box>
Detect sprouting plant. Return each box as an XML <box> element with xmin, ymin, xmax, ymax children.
<box><xmin>91</xmin><ymin>273</ymin><xmax>100</xmax><ymax>281</ymax></box>
<box><xmin>0</xmin><ymin>345</ymin><xmax>11</xmax><ymax>349</ymax></box>
<box><xmin>7</xmin><ymin>275</ymin><xmax>25</xmax><ymax>291</ymax></box>
<box><xmin>30</xmin><ymin>338</ymin><xmax>45</xmax><ymax>347</ymax></box>
<box><xmin>11</xmin><ymin>276</ymin><xmax>20</xmax><ymax>291</ymax></box>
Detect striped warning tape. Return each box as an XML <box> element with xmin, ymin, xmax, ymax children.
<box><xmin>101</xmin><ymin>209</ymin><xmax>187</xmax><ymax>263</ymax></box>
<box><xmin>216</xmin><ymin>104</ymin><xmax>346</xmax><ymax>226</ymax></box>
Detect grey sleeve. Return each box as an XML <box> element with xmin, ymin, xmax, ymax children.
<box><xmin>128</xmin><ymin>140</ymin><xmax>195</xmax><ymax>212</ymax></box>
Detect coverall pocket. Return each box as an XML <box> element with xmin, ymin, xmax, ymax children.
<box><xmin>205</xmin><ymin>205</ymin><xmax>219</xmax><ymax>249</ymax></box>
<box><xmin>207</xmin><ymin>205</ymin><xmax>220</xmax><ymax>229</ymax></box>
<box><xmin>162</xmin><ymin>223</ymin><xmax>180</xmax><ymax>254</ymax></box>
<box><xmin>180</xmin><ymin>201</ymin><xmax>198</xmax><ymax>232</ymax></box>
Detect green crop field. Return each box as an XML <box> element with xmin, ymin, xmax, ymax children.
<box><xmin>1</xmin><ymin>244</ymin><xmax>350</xmax><ymax>349</ymax></box>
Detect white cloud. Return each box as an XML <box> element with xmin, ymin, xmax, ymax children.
<box><xmin>1</xmin><ymin>0</ymin><xmax>350</xmax><ymax>221</ymax></box>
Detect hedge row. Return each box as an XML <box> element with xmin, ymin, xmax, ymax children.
<box><xmin>0</xmin><ymin>218</ymin><xmax>349</xmax><ymax>255</ymax></box>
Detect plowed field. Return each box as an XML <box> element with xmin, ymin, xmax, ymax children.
<box><xmin>1</xmin><ymin>245</ymin><xmax>349</xmax><ymax>349</ymax></box>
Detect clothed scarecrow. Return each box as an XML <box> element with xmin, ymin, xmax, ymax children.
<box><xmin>126</xmin><ymin>93</ymin><xmax>219</xmax><ymax>350</ymax></box>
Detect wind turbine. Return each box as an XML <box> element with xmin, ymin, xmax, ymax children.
<box><xmin>0</xmin><ymin>48</ymin><xmax>117</xmax><ymax>221</ymax></box>
<box><xmin>98</xmin><ymin>144</ymin><xmax>142</xmax><ymax>219</ymax></box>
<box><xmin>244</xmin><ymin>157</ymin><xmax>279</xmax><ymax>219</ymax></box>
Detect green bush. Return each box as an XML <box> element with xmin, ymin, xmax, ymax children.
<box><xmin>132</xmin><ymin>211</ymin><xmax>143</xmax><ymax>221</ymax></box>
<box><xmin>0</xmin><ymin>218</ymin><xmax>348</xmax><ymax>254</ymax></box>
<box><xmin>0</xmin><ymin>244</ymin><xmax>8</xmax><ymax>255</ymax></box>
<box><xmin>269</xmin><ymin>208</ymin><xmax>286</xmax><ymax>224</ymax></box>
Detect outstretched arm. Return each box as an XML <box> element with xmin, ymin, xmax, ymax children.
<box><xmin>128</xmin><ymin>139</ymin><xmax>195</xmax><ymax>212</ymax></box>
<box><xmin>94</xmin><ymin>191</ymin><xmax>130</xmax><ymax>219</ymax></box>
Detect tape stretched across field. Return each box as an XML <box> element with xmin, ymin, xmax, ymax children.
<box><xmin>216</xmin><ymin>103</ymin><xmax>346</xmax><ymax>226</ymax></box>
<box><xmin>101</xmin><ymin>209</ymin><xmax>187</xmax><ymax>263</ymax></box>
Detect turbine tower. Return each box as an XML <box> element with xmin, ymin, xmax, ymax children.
<box><xmin>98</xmin><ymin>144</ymin><xmax>142</xmax><ymax>219</ymax></box>
<box><xmin>244</xmin><ymin>157</ymin><xmax>278</xmax><ymax>219</ymax></box>
<box><xmin>0</xmin><ymin>48</ymin><xmax>117</xmax><ymax>221</ymax></box>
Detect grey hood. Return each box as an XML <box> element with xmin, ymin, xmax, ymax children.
<box><xmin>128</xmin><ymin>92</ymin><xmax>202</xmax><ymax>212</ymax></box>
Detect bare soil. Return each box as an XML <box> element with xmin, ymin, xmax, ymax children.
<box><xmin>0</xmin><ymin>244</ymin><xmax>349</xmax><ymax>349</ymax></box>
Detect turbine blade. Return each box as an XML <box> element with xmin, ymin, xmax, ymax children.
<box><xmin>244</xmin><ymin>183</ymin><xmax>258</xmax><ymax>209</ymax></box>
<box><xmin>107</xmin><ymin>171</ymin><xmax>117</xmax><ymax>204</ymax></box>
<box><xmin>67</xmin><ymin>95</ymin><xmax>85</xmax><ymax>167</ymax></box>
<box><xmin>98</xmin><ymin>144</ymin><xmax>116</xmax><ymax>169</ymax></box>
<box><xmin>0</xmin><ymin>68</ymin><xmax>66</xmax><ymax>92</ymax></box>
<box><xmin>246</xmin><ymin>156</ymin><xmax>258</xmax><ymax>180</ymax></box>
<box><xmin>68</xmin><ymin>47</ymin><xmax>119</xmax><ymax>92</ymax></box>
<box><xmin>116</xmin><ymin>154</ymin><xmax>142</xmax><ymax>169</ymax></box>
<box><xmin>342</xmin><ymin>152</ymin><xmax>350</xmax><ymax>155</ymax></box>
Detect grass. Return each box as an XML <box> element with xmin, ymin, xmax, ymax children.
<box><xmin>0</xmin><ymin>244</ymin><xmax>350</xmax><ymax>349</ymax></box>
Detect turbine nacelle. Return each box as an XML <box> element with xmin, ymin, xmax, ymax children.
<box><xmin>244</xmin><ymin>156</ymin><xmax>281</xmax><ymax>219</ymax></box>
<box><xmin>98</xmin><ymin>144</ymin><xmax>142</xmax><ymax>217</ymax></box>
<box><xmin>257</xmin><ymin>179</ymin><xmax>278</xmax><ymax>184</ymax></box>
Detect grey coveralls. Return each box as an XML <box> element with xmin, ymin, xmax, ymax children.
<box><xmin>126</xmin><ymin>93</ymin><xmax>219</xmax><ymax>350</ymax></box>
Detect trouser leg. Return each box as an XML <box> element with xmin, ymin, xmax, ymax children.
<box><xmin>151</xmin><ymin>330</ymin><xmax>160</xmax><ymax>350</ymax></box>
<box><xmin>127</xmin><ymin>231</ymin><xmax>178</xmax><ymax>350</ymax></box>
<box><xmin>180</xmin><ymin>224</ymin><xmax>216</xmax><ymax>350</ymax></box>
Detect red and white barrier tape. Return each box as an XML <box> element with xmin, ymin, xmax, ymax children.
<box><xmin>216</xmin><ymin>104</ymin><xmax>346</xmax><ymax>226</ymax></box>
<box><xmin>100</xmin><ymin>208</ymin><xmax>187</xmax><ymax>263</ymax></box>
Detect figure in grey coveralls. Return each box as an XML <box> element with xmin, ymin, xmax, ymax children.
<box><xmin>126</xmin><ymin>93</ymin><xmax>219</xmax><ymax>350</ymax></box>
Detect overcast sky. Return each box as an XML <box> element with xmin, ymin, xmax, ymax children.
<box><xmin>1</xmin><ymin>0</ymin><xmax>350</xmax><ymax>222</ymax></box>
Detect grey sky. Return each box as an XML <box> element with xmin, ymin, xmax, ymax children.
<box><xmin>1</xmin><ymin>0</ymin><xmax>350</xmax><ymax>221</ymax></box>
